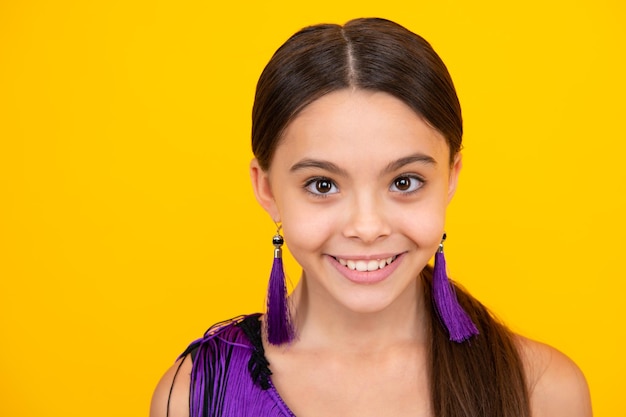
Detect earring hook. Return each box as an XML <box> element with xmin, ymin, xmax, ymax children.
<box><xmin>438</xmin><ymin>232</ymin><xmax>447</xmax><ymax>253</ymax></box>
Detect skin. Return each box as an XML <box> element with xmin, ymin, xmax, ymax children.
<box><xmin>150</xmin><ymin>89</ymin><xmax>592</xmax><ymax>417</ymax></box>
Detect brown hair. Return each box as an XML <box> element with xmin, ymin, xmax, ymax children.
<box><xmin>251</xmin><ymin>17</ymin><xmax>530</xmax><ymax>417</ymax></box>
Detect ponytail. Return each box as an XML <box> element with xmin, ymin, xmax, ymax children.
<box><xmin>422</xmin><ymin>265</ymin><xmax>531</xmax><ymax>417</ymax></box>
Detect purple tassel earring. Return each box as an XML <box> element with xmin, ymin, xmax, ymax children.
<box><xmin>433</xmin><ymin>233</ymin><xmax>479</xmax><ymax>343</ymax></box>
<box><xmin>265</xmin><ymin>224</ymin><xmax>295</xmax><ymax>345</ymax></box>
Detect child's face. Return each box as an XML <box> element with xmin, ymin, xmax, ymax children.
<box><xmin>251</xmin><ymin>88</ymin><xmax>461</xmax><ymax>315</ymax></box>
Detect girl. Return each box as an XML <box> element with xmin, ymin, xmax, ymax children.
<box><xmin>151</xmin><ymin>18</ymin><xmax>592</xmax><ymax>417</ymax></box>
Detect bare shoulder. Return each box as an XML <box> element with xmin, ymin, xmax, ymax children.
<box><xmin>516</xmin><ymin>336</ymin><xmax>592</xmax><ymax>417</ymax></box>
<box><xmin>150</xmin><ymin>355</ymin><xmax>192</xmax><ymax>417</ymax></box>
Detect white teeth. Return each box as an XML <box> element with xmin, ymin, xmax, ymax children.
<box><xmin>337</xmin><ymin>256</ymin><xmax>397</xmax><ymax>271</ymax></box>
<box><xmin>355</xmin><ymin>261</ymin><xmax>368</xmax><ymax>271</ymax></box>
<box><xmin>367</xmin><ymin>260</ymin><xmax>379</xmax><ymax>271</ymax></box>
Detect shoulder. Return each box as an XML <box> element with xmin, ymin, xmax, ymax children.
<box><xmin>516</xmin><ymin>336</ymin><xmax>592</xmax><ymax>417</ymax></box>
<box><xmin>149</xmin><ymin>314</ymin><xmax>264</xmax><ymax>417</ymax></box>
<box><xmin>150</xmin><ymin>355</ymin><xmax>192</xmax><ymax>417</ymax></box>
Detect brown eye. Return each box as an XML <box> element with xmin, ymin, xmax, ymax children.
<box><xmin>391</xmin><ymin>175</ymin><xmax>424</xmax><ymax>193</ymax></box>
<box><xmin>394</xmin><ymin>177</ymin><xmax>411</xmax><ymax>191</ymax></box>
<box><xmin>305</xmin><ymin>177</ymin><xmax>338</xmax><ymax>196</ymax></box>
<box><xmin>316</xmin><ymin>179</ymin><xmax>333</xmax><ymax>193</ymax></box>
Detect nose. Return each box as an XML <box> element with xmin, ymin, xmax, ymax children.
<box><xmin>342</xmin><ymin>193</ymin><xmax>391</xmax><ymax>243</ymax></box>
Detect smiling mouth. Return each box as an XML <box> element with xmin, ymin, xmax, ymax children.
<box><xmin>333</xmin><ymin>256</ymin><xmax>399</xmax><ymax>272</ymax></box>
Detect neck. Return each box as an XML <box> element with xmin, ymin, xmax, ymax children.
<box><xmin>289</xmin><ymin>273</ymin><xmax>428</xmax><ymax>353</ymax></box>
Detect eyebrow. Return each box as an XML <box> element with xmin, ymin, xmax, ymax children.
<box><xmin>290</xmin><ymin>153</ymin><xmax>437</xmax><ymax>176</ymax></box>
<box><xmin>289</xmin><ymin>159</ymin><xmax>349</xmax><ymax>176</ymax></box>
<box><xmin>383</xmin><ymin>153</ymin><xmax>437</xmax><ymax>173</ymax></box>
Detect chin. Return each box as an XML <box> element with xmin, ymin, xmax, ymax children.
<box><xmin>334</xmin><ymin>291</ymin><xmax>406</xmax><ymax>316</ymax></box>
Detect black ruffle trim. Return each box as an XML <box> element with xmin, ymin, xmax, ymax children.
<box><xmin>237</xmin><ymin>314</ymin><xmax>272</xmax><ymax>390</ymax></box>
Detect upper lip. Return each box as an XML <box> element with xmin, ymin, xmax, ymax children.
<box><xmin>330</xmin><ymin>253</ymin><xmax>402</xmax><ymax>261</ymax></box>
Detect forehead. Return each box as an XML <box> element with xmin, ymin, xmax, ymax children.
<box><xmin>273</xmin><ymin>89</ymin><xmax>450</xmax><ymax>168</ymax></box>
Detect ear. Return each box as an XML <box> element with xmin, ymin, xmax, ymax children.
<box><xmin>446</xmin><ymin>153</ymin><xmax>462</xmax><ymax>204</ymax></box>
<box><xmin>250</xmin><ymin>158</ymin><xmax>280</xmax><ymax>221</ymax></box>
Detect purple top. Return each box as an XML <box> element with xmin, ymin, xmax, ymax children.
<box><xmin>176</xmin><ymin>314</ymin><xmax>295</xmax><ymax>417</ymax></box>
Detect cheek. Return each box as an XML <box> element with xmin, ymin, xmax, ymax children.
<box><xmin>279</xmin><ymin>202</ymin><xmax>336</xmax><ymax>255</ymax></box>
<box><xmin>397</xmin><ymin>202</ymin><xmax>447</xmax><ymax>247</ymax></box>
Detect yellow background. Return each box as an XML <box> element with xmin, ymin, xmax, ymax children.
<box><xmin>1</xmin><ymin>1</ymin><xmax>624</xmax><ymax>415</ymax></box>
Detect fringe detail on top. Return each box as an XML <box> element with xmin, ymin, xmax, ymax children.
<box><xmin>176</xmin><ymin>314</ymin><xmax>289</xmax><ymax>417</ymax></box>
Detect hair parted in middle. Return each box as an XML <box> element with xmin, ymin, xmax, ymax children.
<box><xmin>252</xmin><ymin>17</ymin><xmax>462</xmax><ymax>171</ymax></box>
